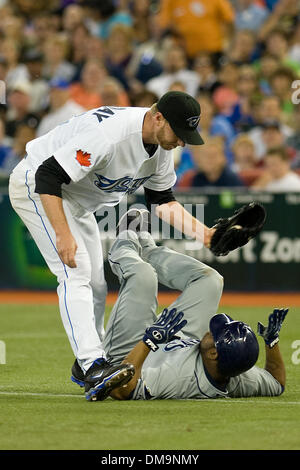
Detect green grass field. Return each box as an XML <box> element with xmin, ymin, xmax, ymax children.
<box><xmin>0</xmin><ymin>301</ymin><xmax>299</xmax><ymax>451</ymax></box>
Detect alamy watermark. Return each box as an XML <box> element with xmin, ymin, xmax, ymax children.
<box><xmin>291</xmin><ymin>340</ymin><xmax>300</xmax><ymax>365</ymax></box>
<box><xmin>96</xmin><ymin>201</ymin><xmax>205</xmax><ymax>250</ymax></box>
<box><xmin>0</xmin><ymin>340</ymin><xmax>6</xmax><ymax>364</ymax></box>
<box><xmin>291</xmin><ymin>80</ymin><xmax>300</xmax><ymax>104</ymax></box>
<box><xmin>0</xmin><ymin>80</ymin><xmax>6</xmax><ymax>104</ymax></box>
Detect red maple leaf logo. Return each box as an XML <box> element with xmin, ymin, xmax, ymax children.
<box><xmin>76</xmin><ymin>149</ymin><xmax>91</xmax><ymax>167</ymax></box>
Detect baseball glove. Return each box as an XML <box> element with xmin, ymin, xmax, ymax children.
<box><xmin>209</xmin><ymin>202</ymin><xmax>266</xmax><ymax>256</ymax></box>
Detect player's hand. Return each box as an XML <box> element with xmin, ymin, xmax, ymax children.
<box><xmin>143</xmin><ymin>308</ymin><xmax>187</xmax><ymax>352</ymax></box>
<box><xmin>56</xmin><ymin>232</ymin><xmax>78</xmax><ymax>268</ymax></box>
<box><xmin>257</xmin><ymin>308</ymin><xmax>289</xmax><ymax>348</ymax></box>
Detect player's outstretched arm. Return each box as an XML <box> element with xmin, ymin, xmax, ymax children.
<box><xmin>264</xmin><ymin>343</ymin><xmax>286</xmax><ymax>388</ymax></box>
<box><xmin>110</xmin><ymin>308</ymin><xmax>186</xmax><ymax>400</ymax></box>
<box><xmin>110</xmin><ymin>341</ymin><xmax>150</xmax><ymax>400</ymax></box>
<box><xmin>155</xmin><ymin>200</ymin><xmax>215</xmax><ymax>248</ymax></box>
<box><xmin>257</xmin><ymin>308</ymin><xmax>289</xmax><ymax>388</ymax></box>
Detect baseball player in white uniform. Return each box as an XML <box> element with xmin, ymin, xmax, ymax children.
<box><xmin>101</xmin><ymin>209</ymin><xmax>287</xmax><ymax>401</ymax></box>
<box><xmin>9</xmin><ymin>91</ymin><xmax>215</xmax><ymax>401</ymax></box>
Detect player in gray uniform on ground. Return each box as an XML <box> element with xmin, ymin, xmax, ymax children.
<box><xmin>86</xmin><ymin>209</ymin><xmax>287</xmax><ymax>401</ymax></box>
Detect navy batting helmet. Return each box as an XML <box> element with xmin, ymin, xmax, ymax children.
<box><xmin>209</xmin><ymin>313</ymin><xmax>259</xmax><ymax>377</ymax></box>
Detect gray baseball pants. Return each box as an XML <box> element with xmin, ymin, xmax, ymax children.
<box><xmin>103</xmin><ymin>231</ymin><xmax>224</xmax><ymax>364</ymax></box>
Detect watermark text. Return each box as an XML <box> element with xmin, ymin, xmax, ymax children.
<box><xmin>0</xmin><ymin>340</ymin><xmax>6</xmax><ymax>364</ymax></box>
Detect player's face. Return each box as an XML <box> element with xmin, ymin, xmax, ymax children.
<box><xmin>156</xmin><ymin>120</ymin><xmax>185</xmax><ymax>150</ymax></box>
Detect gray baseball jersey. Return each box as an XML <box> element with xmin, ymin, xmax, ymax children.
<box><xmin>131</xmin><ymin>335</ymin><xmax>283</xmax><ymax>400</ymax></box>
<box><xmin>105</xmin><ymin>231</ymin><xmax>283</xmax><ymax>401</ymax></box>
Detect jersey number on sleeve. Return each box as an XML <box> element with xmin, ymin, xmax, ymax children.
<box><xmin>92</xmin><ymin>106</ymin><xmax>125</xmax><ymax>123</ymax></box>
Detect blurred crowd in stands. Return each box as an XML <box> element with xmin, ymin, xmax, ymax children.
<box><xmin>0</xmin><ymin>0</ymin><xmax>300</xmax><ymax>192</ymax></box>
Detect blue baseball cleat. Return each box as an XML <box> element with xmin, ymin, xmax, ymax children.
<box><xmin>84</xmin><ymin>359</ymin><xmax>135</xmax><ymax>402</ymax></box>
<box><xmin>71</xmin><ymin>359</ymin><xmax>85</xmax><ymax>388</ymax></box>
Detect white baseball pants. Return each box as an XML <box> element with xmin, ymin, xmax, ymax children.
<box><xmin>9</xmin><ymin>159</ymin><xmax>107</xmax><ymax>372</ymax></box>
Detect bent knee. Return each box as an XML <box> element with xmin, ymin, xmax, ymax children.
<box><xmin>207</xmin><ymin>268</ymin><xmax>224</xmax><ymax>295</ymax></box>
<box><xmin>210</xmin><ymin>268</ymin><xmax>224</xmax><ymax>288</ymax></box>
<box><xmin>192</xmin><ymin>266</ymin><xmax>224</xmax><ymax>298</ymax></box>
<box><xmin>132</xmin><ymin>262</ymin><xmax>158</xmax><ymax>292</ymax></box>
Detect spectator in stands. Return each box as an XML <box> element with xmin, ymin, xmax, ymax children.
<box><xmin>5</xmin><ymin>80</ymin><xmax>39</xmax><ymax>138</ymax></box>
<box><xmin>237</xmin><ymin>65</ymin><xmax>260</xmax><ymax>101</ymax></box>
<box><xmin>226</xmin><ymin>30</ymin><xmax>257</xmax><ymax>65</ymax></box>
<box><xmin>42</xmin><ymin>34</ymin><xmax>76</xmax><ymax>83</ymax></box>
<box><xmin>264</xmin><ymin>29</ymin><xmax>300</xmax><ymax>74</ymax></box>
<box><xmin>286</xmin><ymin>105</ymin><xmax>300</xmax><ymax>158</ymax></box>
<box><xmin>68</xmin><ymin>23</ymin><xmax>91</xmax><ymax>81</ymax></box>
<box><xmin>231</xmin><ymin>133</ymin><xmax>263</xmax><ymax>186</ymax></box>
<box><xmin>0</xmin><ymin>122</ymin><xmax>36</xmax><ymax>176</ymax></box>
<box><xmin>146</xmin><ymin>43</ymin><xmax>200</xmax><ymax>98</ymax></box>
<box><xmin>288</xmin><ymin>21</ymin><xmax>300</xmax><ymax>63</ymax></box>
<box><xmin>234</xmin><ymin>0</ymin><xmax>269</xmax><ymax>32</ymax></box>
<box><xmin>84</xmin><ymin>34</ymin><xmax>105</xmax><ymax>62</ymax></box>
<box><xmin>211</xmin><ymin>86</ymin><xmax>240</xmax><ymax>156</ymax></box>
<box><xmin>62</xmin><ymin>3</ymin><xmax>85</xmax><ymax>36</ymax></box>
<box><xmin>260</xmin><ymin>121</ymin><xmax>296</xmax><ymax>159</ymax></box>
<box><xmin>13</xmin><ymin>0</ymin><xmax>57</xmax><ymax>17</ymax></box>
<box><xmin>199</xmin><ymin>91</ymin><xmax>237</xmax><ymax>164</ymax></box>
<box><xmin>235</xmin><ymin>65</ymin><xmax>260</xmax><ymax>130</ymax></box>
<box><xmin>31</xmin><ymin>12</ymin><xmax>59</xmax><ymax>49</ymax></box>
<box><xmin>232</xmin><ymin>133</ymin><xmax>259</xmax><ymax>172</ymax></box>
<box><xmin>98</xmin><ymin>77</ymin><xmax>130</xmax><ymax>107</ymax></box>
<box><xmin>104</xmin><ymin>24</ymin><xmax>134</xmax><ymax>90</ymax></box>
<box><xmin>259</xmin><ymin>119</ymin><xmax>285</xmax><ymax>152</ymax></box>
<box><xmin>256</xmin><ymin>95</ymin><xmax>287</xmax><ymax>126</ymax></box>
<box><xmin>248</xmin><ymin>96</ymin><xmax>294</xmax><ymax>158</ymax></box>
<box><xmin>96</xmin><ymin>0</ymin><xmax>133</xmax><ymax>40</ymax></box>
<box><xmin>174</xmin><ymin>88</ymin><xmax>239</xmax><ymax>181</ymax></box>
<box><xmin>130</xmin><ymin>89</ymin><xmax>159</xmax><ymax>107</ymax></box>
<box><xmin>193</xmin><ymin>53</ymin><xmax>220</xmax><ymax>95</ymax></box>
<box><xmin>177</xmin><ymin>136</ymin><xmax>244</xmax><ymax>188</ymax></box>
<box><xmin>255</xmin><ymin>53</ymin><xmax>280</xmax><ymax>95</ymax></box>
<box><xmin>131</xmin><ymin>0</ymin><xmax>153</xmax><ymax>45</ymax></box>
<box><xmin>0</xmin><ymin>116</ymin><xmax>12</xmax><ymax>169</ymax></box>
<box><xmin>216</xmin><ymin>61</ymin><xmax>240</xmax><ymax>94</ymax></box>
<box><xmin>36</xmin><ymin>78</ymin><xmax>84</xmax><ymax>137</ymax></box>
<box><xmin>269</xmin><ymin>67</ymin><xmax>297</xmax><ymax>117</ymax></box>
<box><xmin>157</xmin><ymin>0</ymin><xmax>235</xmax><ymax>61</ymax></box>
<box><xmin>125</xmin><ymin>11</ymin><xmax>166</xmax><ymax>86</ymax></box>
<box><xmin>258</xmin><ymin>0</ymin><xmax>300</xmax><ymax>43</ymax></box>
<box><xmin>0</xmin><ymin>57</ymin><xmax>8</xmax><ymax>93</ymax></box>
<box><xmin>1</xmin><ymin>9</ymin><xmax>25</xmax><ymax>43</ymax></box>
<box><xmin>251</xmin><ymin>146</ymin><xmax>300</xmax><ymax>192</ymax></box>
<box><xmin>69</xmin><ymin>59</ymin><xmax>108</xmax><ymax>109</ymax></box>
<box><xmin>22</xmin><ymin>49</ymin><xmax>49</xmax><ymax>114</ymax></box>
<box><xmin>168</xmin><ymin>80</ymin><xmax>186</xmax><ymax>93</ymax></box>
<box><xmin>0</xmin><ymin>38</ymin><xmax>29</xmax><ymax>88</ymax></box>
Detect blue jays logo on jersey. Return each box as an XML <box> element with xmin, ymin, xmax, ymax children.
<box><xmin>94</xmin><ymin>173</ymin><xmax>154</xmax><ymax>194</ymax></box>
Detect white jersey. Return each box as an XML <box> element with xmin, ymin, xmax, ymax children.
<box><xmin>24</xmin><ymin>106</ymin><xmax>177</xmax><ymax>213</ymax></box>
<box><xmin>132</xmin><ymin>336</ymin><xmax>283</xmax><ymax>400</ymax></box>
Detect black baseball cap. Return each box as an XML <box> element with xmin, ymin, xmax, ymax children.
<box><xmin>156</xmin><ymin>91</ymin><xmax>204</xmax><ymax>145</ymax></box>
